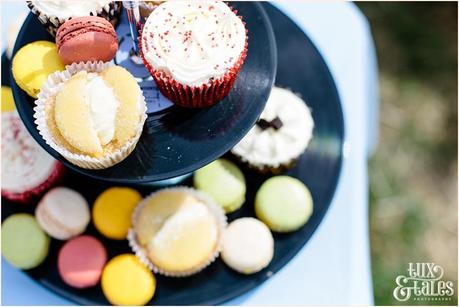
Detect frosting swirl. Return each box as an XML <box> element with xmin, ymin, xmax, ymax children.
<box><xmin>141</xmin><ymin>0</ymin><xmax>246</xmax><ymax>86</ymax></box>
<box><xmin>29</xmin><ymin>0</ymin><xmax>111</xmax><ymax>20</ymax></box>
<box><xmin>231</xmin><ymin>87</ymin><xmax>314</xmax><ymax>168</ymax></box>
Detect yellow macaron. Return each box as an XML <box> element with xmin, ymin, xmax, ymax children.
<box><xmin>1</xmin><ymin>86</ymin><xmax>15</xmax><ymax>113</ymax></box>
<box><xmin>92</xmin><ymin>187</ymin><xmax>142</xmax><ymax>240</ymax></box>
<box><xmin>101</xmin><ymin>254</ymin><xmax>156</xmax><ymax>306</ymax></box>
<box><xmin>12</xmin><ymin>41</ymin><xmax>64</xmax><ymax>98</ymax></box>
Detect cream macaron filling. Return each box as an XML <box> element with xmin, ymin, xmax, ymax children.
<box><xmin>141</xmin><ymin>0</ymin><xmax>246</xmax><ymax>86</ymax></box>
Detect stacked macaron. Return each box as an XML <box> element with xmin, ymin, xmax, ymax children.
<box><xmin>55</xmin><ymin>16</ymin><xmax>118</xmax><ymax>65</ymax></box>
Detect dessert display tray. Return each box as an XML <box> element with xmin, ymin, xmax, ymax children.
<box><xmin>2</xmin><ymin>2</ymin><xmax>344</xmax><ymax>305</ymax></box>
<box><xmin>10</xmin><ymin>1</ymin><xmax>277</xmax><ymax>183</ymax></box>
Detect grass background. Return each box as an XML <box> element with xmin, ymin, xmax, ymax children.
<box><xmin>356</xmin><ymin>2</ymin><xmax>457</xmax><ymax>305</ymax></box>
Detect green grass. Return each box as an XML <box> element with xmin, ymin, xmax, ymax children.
<box><xmin>356</xmin><ymin>2</ymin><xmax>457</xmax><ymax>305</ymax></box>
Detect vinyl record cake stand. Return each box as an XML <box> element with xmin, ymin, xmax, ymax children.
<box><xmin>3</xmin><ymin>2</ymin><xmax>344</xmax><ymax>305</ymax></box>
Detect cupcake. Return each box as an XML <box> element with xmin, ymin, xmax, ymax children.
<box><xmin>27</xmin><ymin>0</ymin><xmax>122</xmax><ymax>37</ymax></box>
<box><xmin>2</xmin><ymin>106</ymin><xmax>64</xmax><ymax>204</ymax></box>
<box><xmin>139</xmin><ymin>1</ymin><xmax>163</xmax><ymax>19</ymax></box>
<box><xmin>128</xmin><ymin>187</ymin><xmax>227</xmax><ymax>277</ymax></box>
<box><xmin>139</xmin><ymin>0</ymin><xmax>248</xmax><ymax>108</ymax></box>
<box><xmin>231</xmin><ymin>87</ymin><xmax>314</xmax><ymax>174</ymax></box>
<box><xmin>34</xmin><ymin>62</ymin><xmax>147</xmax><ymax>169</ymax></box>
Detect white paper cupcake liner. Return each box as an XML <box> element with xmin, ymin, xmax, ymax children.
<box><xmin>34</xmin><ymin>61</ymin><xmax>147</xmax><ymax>170</ymax></box>
<box><xmin>128</xmin><ymin>187</ymin><xmax>227</xmax><ymax>277</ymax></box>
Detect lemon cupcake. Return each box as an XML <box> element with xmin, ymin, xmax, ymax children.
<box><xmin>128</xmin><ymin>187</ymin><xmax>227</xmax><ymax>277</ymax></box>
<box><xmin>34</xmin><ymin>62</ymin><xmax>147</xmax><ymax>169</ymax></box>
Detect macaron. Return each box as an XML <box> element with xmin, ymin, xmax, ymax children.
<box><xmin>56</xmin><ymin>16</ymin><xmax>118</xmax><ymax>65</ymax></box>
<box><xmin>194</xmin><ymin>159</ymin><xmax>246</xmax><ymax>213</ymax></box>
<box><xmin>93</xmin><ymin>187</ymin><xmax>142</xmax><ymax>240</ymax></box>
<box><xmin>58</xmin><ymin>235</ymin><xmax>107</xmax><ymax>288</ymax></box>
<box><xmin>1</xmin><ymin>214</ymin><xmax>50</xmax><ymax>269</ymax></box>
<box><xmin>1</xmin><ymin>86</ymin><xmax>15</xmax><ymax>113</ymax></box>
<box><xmin>102</xmin><ymin>254</ymin><xmax>156</xmax><ymax>306</ymax></box>
<box><xmin>35</xmin><ymin>187</ymin><xmax>90</xmax><ymax>240</ymax></box>
<box><xmin>12</xmin><ymin>41</ymin><xmax>64</xmax><ymax>98</ymax></box>
<box><xmin>221</xmin><ymin>218</ymin><xmax>274</xmax><ymax>274</ymax></box>
<box><xmin>255</xmin><ymin>176</ymin><xmax>313</xmax><ymax>232</ymax></box>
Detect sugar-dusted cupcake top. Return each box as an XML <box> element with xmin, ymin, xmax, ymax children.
<box><xmin>29</xmin><ymin>0</ymin><xmax>111</xmax><ymax>21</ymax></box>
<box><xmin>141</xmin><ymin>0</ymin><xmax>246</xmax><ymax>86</ymax></box>
<box><xmin>231</xmin><ymin>87</ymin><xmax>314</xmax><ymax>167</ymax></box>
<box><xmin>2</xmin><ymin>112</ymin><xmax>57</xmax><ymax>194</ymax></box>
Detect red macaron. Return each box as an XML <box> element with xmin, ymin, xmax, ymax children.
<box><xmin>56</xmin><ymin>16</ymin><xmax>118</xmax><ymax>65</ymax></box>
<box><xmin>58</xmin><ymin>235</ymin><xmax>107</xmax><ymax>289</ymax></box>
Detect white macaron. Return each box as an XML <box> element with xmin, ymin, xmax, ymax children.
<box><xmin>35</xmin><ymin>187</ymin><xmax>90</xmax><ymax>240</ymax></box>
<box><xmin>221</xmin><ymin>217</ymin><xmax>274</xmax><ymax>274</ymax></box>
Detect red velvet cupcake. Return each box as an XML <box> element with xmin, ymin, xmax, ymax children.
<box><xmin>2</xmin><ymin>111</ymin><xmax>64</xmax><ymax>204</ymax></box>
<box><xmin>139</xmin><ymin>0</ymin><xmax>248</xmax><ymax>108</ymax></box>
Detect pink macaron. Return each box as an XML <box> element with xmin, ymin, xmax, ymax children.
<box><xmin>56</xmin><ymin>16</ymin><xmax>118</xmax><ymax>65</ymax></box>
<box><xmin>58</xmin><ymin>235</ymin><xmax>107</xmax><ymax>289</ymax></box>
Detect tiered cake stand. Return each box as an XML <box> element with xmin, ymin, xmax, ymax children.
<box><xmin>2</xmin><ymin>2</ymin><xmax>344</xmax><ymax>305</ymax></box>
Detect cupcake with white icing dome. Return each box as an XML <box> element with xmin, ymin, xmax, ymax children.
<box><xmin>231</xmin><ymin>87</ymin><xmax>314</xmax><ymax>174</ymax></box>
<box><xmin>139</xmin><ymin>0</ymin><xmax>248</xmax><ymax>108</ymax></box>
<box><xmin>27</xmin><ymin>0</ymin><xmax>121</xmax><ymax>37</ymax></box>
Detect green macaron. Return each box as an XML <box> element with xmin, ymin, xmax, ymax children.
<box><xmin>2</xmin><ymin>213</ymin><xmax>50</xmax><ymax>269</ymax></box>
<box><xmin>255</xmin><ymin>176</ymin><xmax>313</xmax><ymax>232</ymax></box>
<box><xmin>194</xmin><ymin>159</ymin><xmax>246</xmax><ymax>213</ymax></box>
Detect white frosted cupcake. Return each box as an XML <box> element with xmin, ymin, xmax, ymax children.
<box><xmin>2</xmin><ymin>110</ymin><xmax>64</xmax><ymax>204</ymax></box>
<box><xmin>139</xmin><ymin>0</ymin><xmax>248</xmax><ymax>108</ymax></box>
<box><xmin>231</xmin><ymin>87</ymin><xmax>314</xmax><ymax>174</ymax></box>
<box><xmin>27</xmin><ymin>0</ymin><xmax>122</xmax><ymax>37</ymax></box>
<box><xmin>34</xmin><ymin>62</ymin><xmax>147</xmax><ymax>169</ymax></box>
<box><xmin>128</xmin><ymin>187</ymin><xmax>227</xmax><ymax>277</ymax></box>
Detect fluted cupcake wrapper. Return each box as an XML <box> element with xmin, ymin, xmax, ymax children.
<box><xmin>27</xmin><ymin>1</ymin><xmax>122</xmax><ymax>37</ymax></box>
<box><xmin>1</xmin><ymin>161</ymin><xmax>65</xmax><ymax>204</ymax></box>
<box><xmin>128</xmin><ymin>186</ymin><xmax>228</xmax><ymax>277</ymax></box>
<box><xmin>33</xmin><ymin>61</ymin><xmax>147</xmax><ymax>170</ymax></box>
<box><xmin>138</xmin><ymin>13</ymin><xmax>248</xmax><ymax>108</ymax></box>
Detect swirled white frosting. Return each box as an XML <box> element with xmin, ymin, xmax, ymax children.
<box><xmin>141</xmin><ymin>0</ymin><xmax>246</xmax><ymax>86</ymax></box>
<box><xmin>231</xmin><ymin>87</ymin><xmax>314</xmax><ymax>168</ymax></box>
<box><xmin>30</xmin><ymin>0</ymin><xmax>110</xmax><ymax>20</ymax></box>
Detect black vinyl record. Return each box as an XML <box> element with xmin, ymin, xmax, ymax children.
<box><xmin>10</xmin><ymin>1</ymin><xmax>277</xmax><ymax>183</ymax></box>
<box><xmin>2</xmin><ymin>2</ymin><xmax>344</xmax><ymax>305</ymax></box>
